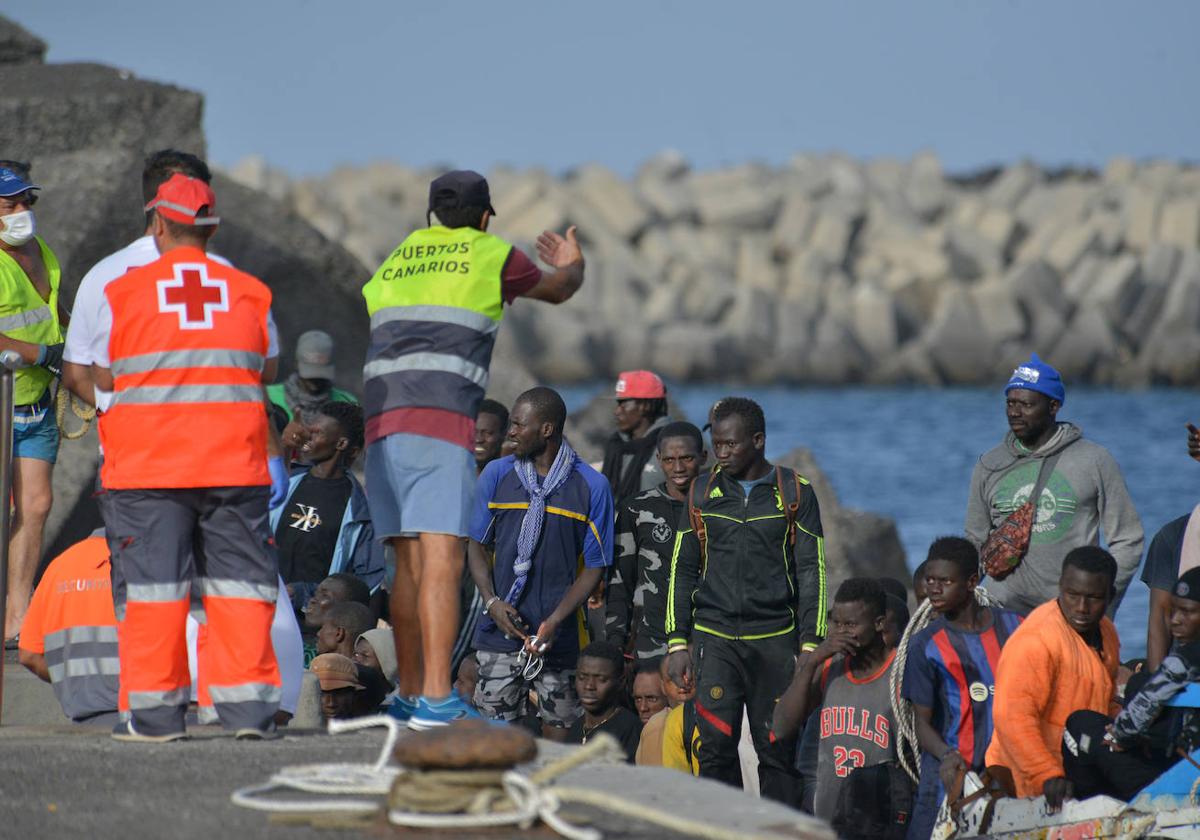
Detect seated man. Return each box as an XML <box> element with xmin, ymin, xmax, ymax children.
<box><xmin>567</xmin><ymin>641</ymin><xmax>643</xmax><ymax>762</ymax></box>
<box><xmin>316</xmin><ymin>601</ymin><xmax>375</xmax><ymax>659</ymax></box>
<box><xmin>453</xmin><ymin>653</ymin><xmax>480</xmax><ymax>711</ymax></box>
<box><xmin>272</xmin><ymin>403</ymin><xmax>383</xmax><ymax>616</ymax></box>
<box><xmin>659</xmin><ymin>653</ymin><xmax>702</xmax><ymax>774</ymax></box>
<box><xmin>632</xmin><ymin>661</ymin><xmax>668</xmax><ymax>724</ymax></box>
<box><xmin>985</xmin><ymin>547</ymin><xmax>1121</xmax><ymax>811</ymax></box>
<box><xmin>25</xmin><ymin>533</ymin><xmax>306</xmax><ymax>727</ymax></box>
<box><xmin>18</xmin><ymin>532</ymin><xmax>119</xmax><ymax>726</ymax></box>
<box><xmin>772</xmin><ymin>578</ymin><xmax>897</xmax><ymax>823</ymax></box>
<box><xmin>635</xmin><ymin>657</ymin><xmax>685</xmax><ymax>767</ymax></box>
<box><xmin>1062</xmin><ymin>567</ymin><xmax>1200</xmax><ymax>801</ymax></box>
<box><xmin>630</xmin><ymin>661</ymin><xmax>670</xmax><ymax>764</ymax></box>
<box><xmin>303</xmin><ymin>573</ymin><xmax>372</xmax><ymax>665</ymax></box>
<box><xmin>354</xmin><ymin>627</ymin><xmax>399</xmax><ymax>688</ymax></box>
<box><xmin>310</xmin><ymin>653</ymin><xmax>388</xmax><ymax>722</ymax></box>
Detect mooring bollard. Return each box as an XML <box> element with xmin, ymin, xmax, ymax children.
<box><xmin>0</xmin><ymin>349</ymin><xmax>24</xmax><ymax>724</ymax></box>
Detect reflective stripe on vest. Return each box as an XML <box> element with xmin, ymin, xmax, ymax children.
<box><xmin>113</xmin><ymin>384</ymin><xmax>264</xmax><ymax>407</ymax></box>
<box><xmin>361</xmin><ymin>226</ymin><xmax>510</xmax><ymax>426</ymax></box>
<box><xmin>0</xmin><ymin>236</ymin><xmax>63</xmax><ymax>404</ymax></box>
<box><xmin>42</xmin><ymin>624</ymin><xmax>120</xmax><ymax>721</ymax></box>
<box><xmin>110</xmin><ymin>348</ymin><xmax>264</xmax><ymax>378</ymax></box>
<box><xmin>99</xmin><ymin>247</ymin><xmax>271</xmax><ymax>490</ymax></box>
<box><xmin>0</xmin><ymin>305</ymin><xmax>51</xmax><ymax>332</ymax></box>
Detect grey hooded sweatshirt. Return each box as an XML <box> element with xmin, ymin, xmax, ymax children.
<box><xmin>964</xmin><ymin>422</ymin><xmax>1144</xmax><ymax>615</ymax></box>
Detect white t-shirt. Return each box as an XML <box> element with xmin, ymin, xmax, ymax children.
<box><xmin>65</xmin><ymin>236</ymin><xmax>279</xmax><ymax>410</ymax></box>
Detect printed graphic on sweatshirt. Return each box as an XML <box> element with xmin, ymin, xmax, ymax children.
<box><xmin>992</xmin><ymin>464</ymin><xmax>1078</xmax><ymax>545</ymax></box>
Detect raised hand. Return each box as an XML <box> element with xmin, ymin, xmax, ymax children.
<box><xmin>536</xmin><ymin>226</ymin><xmax>583</xmax><ymax>269</ymax></box>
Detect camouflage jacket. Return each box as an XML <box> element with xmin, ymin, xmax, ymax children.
<box><xmin>605</xmin><ymin>484</ymin><xmax>685</xmax><ymax>661</ymax></box>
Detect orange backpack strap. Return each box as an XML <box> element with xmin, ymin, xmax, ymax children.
<box><xmin>776</xmin><ymin>465</ymin><xmax>803</xmax><ymax>546</ymax></box>
<box><xmin>688</xmin><ymin>472</ymin><xmax>718</xmax><ymax>553</ymax></box>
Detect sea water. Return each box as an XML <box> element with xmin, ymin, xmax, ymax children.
<box><xmin>563</xmin><ymin>385</ymin><xmax>1200</xmax><ymax>659</ymax></box>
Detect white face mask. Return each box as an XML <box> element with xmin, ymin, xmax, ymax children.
<box><xmin>0</xmin><ymin>209</ymin><xmax>35</xmax><ymax>247</ymax></box>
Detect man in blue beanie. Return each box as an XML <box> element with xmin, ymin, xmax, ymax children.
<box><xmin>965</xmin><ymin>353</ymin><xmax>1143</xmax><ymax>614</ymax></box>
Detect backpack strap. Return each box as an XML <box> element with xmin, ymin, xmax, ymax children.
<box><xmin>776</xmin><ymin>465</ymin><xmax>804</xmax><ymax>546</ymax></box>
<box><xmin>688</xmin><ymin>471</ymin><xmax>720</xmax><ymax>556</ymax></box>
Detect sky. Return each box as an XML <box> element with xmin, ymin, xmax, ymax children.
<box><xmin>9</xmin><ymin>1</ymin><xmax>1200</xmax><ymax>179</ymax></box>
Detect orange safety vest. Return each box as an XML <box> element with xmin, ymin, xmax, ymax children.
<box><xmin>99</xmin><ymin>246</ymin><xmax>271</xmax><ymax>490</ymax></box>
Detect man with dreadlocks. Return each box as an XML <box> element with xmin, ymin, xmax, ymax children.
<box><xmin>467</xmin><ymin>387</ymin><xmax>614</xmax><ymax>738</ymax></box>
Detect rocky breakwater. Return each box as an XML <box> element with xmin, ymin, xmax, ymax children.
<box><xmin>232</xmin><ymin>150</ymin><xmax>1200</xmax><ymax>387</ymax></box>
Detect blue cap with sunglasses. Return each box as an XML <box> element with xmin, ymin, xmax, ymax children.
<box><xmin>0</xmin><ymin>167</ymin><xmax>39</xmax><ymax>198</ymax></box>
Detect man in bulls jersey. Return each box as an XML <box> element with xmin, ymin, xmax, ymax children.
<box><xmin>902</xmin><ymin>537</ymin><xmax>1023</xmax><ymax>840</ymax></box>
<box><xmin>772</xmin><ymin>578</ymin><xmax>897</xmax><ymax>822</ymax></box>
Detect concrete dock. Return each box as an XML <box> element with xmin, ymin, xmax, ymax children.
<box><xmin>0</xmin><ymin>652</ymin><xmax>832</xmax><ymax>839</ymax></box>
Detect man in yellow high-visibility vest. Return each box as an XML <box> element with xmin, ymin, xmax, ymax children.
<box><xmin>353</xmin><ymin>171</ymin><xmax>584</xmax><ymax>729</ymax></box>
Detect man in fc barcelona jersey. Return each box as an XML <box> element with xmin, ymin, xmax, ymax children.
<box><xmin>902</xmin><ymin>537</ymin><xmax>1023</xmax><ymax>839</ymax></box>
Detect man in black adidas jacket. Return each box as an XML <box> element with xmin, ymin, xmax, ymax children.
<box><xmin>665</xmin><ymin>397</ymin><xmax>826</xmax><ymax>805</ymax></box>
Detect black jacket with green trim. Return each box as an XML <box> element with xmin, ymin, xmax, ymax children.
<box><xmin>666</xmin><ymin>466</ymin><xmax>827</xmax><ymax>649</ymax></box>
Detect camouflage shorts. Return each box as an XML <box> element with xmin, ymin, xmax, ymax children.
<box><xmin>473</xmin><ymin>650</ymin><xmax>582</xmax><ymax>729</ymax></box>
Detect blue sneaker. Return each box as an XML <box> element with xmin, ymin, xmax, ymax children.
<box><xmin>407</xmin><ymin>691</ymin><xmax>483</xmax><ymax>730</ymax></box>
<box><xmin>386</xmin><ymin>695</ymin><xmax>418</xmax><ymax>723</ymax></box>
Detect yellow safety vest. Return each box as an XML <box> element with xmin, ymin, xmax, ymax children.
<box><xmin>360</xmin><ymin>225</ymin><xmax>512</xmax><ymax>441</ymax></box>
<box><xmin>0</xmin><ymin>236</ymin><xmax>62</xmax><ymax>405</ymax></box>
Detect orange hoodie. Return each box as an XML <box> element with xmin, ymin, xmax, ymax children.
<box><xmin>984</xmin><ymin>599</ymin><xmax>1119</xmax><ymax>797</ymax></box>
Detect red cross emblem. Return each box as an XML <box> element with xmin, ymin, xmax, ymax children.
<box><xmin>157</xmin><ymin>263</ymin><xmax>228</xmax><ymax>329</ymax></box>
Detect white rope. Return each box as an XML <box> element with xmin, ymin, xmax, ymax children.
<box><xmin>232</xmin><ymin>720</ymin><xmax>818</xmax><ymax>840</ymax></box>
<box><xmin>891</xmin><ymin>587</ymin><xmax>1001</xmax><ymax>784</ymax></box>
<box><xmin>387</xmin><ymin>770</ymin><xmax>601</xmax><ymax>840</ymax></box>
<box><xmin>230</xmin><ymin>715</ymin><xmax>402</xmax><ymax>814</ymax></box>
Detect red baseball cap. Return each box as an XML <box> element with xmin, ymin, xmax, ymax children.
<box><xmin>615</xmin><ymin>370</ymin><xmax>666</xmax><ymax>400</ymax></box>
<box><xmin>145</xmin><ymin>173</ymin><xmax>220</xmax><ymax>226</ymax></box>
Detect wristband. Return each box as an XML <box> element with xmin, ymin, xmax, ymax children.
<box><xmin>483</xmin><ymin>595</ymin><xmax>501</xmax><ymax>615</ymax></box>
<box><xmin>667</xmin><ymin>643</ymin><xmax>689</xmax><ymax>654</ymax></box>
<box><xmin>941</xmin><ymin>747</ymin><xmax>960</xmax><ymax>761</ymax></box>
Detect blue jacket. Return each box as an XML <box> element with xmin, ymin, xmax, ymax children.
<box><xmin>270</xmin><ymin>469</ymin><xmax>385</xmax><ymax>612</ymax></box>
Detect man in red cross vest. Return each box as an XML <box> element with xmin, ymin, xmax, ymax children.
<box><xmin>92</xmin><ymin>174</ymin><xmax>281</xmax><ymax>741</ymax></box>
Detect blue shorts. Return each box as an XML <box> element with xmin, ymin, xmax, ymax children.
<box><xmin>13</xmin><ymin>395</ymin><xmax>59</xmax><ymax>464</ymax></box>
<box><xmin>365</xmin><ymin>432</ymin><xmax>475</xmax><ymax>539</ymax></box>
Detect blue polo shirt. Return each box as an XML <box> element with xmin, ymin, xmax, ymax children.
<box><xmin>470</xmin><ymin>454</ymin><xmax>613</xmax><ymax>667</ymax></box>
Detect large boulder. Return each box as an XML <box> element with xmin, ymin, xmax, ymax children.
<box><xmin>0</xmin><ymin>15</ymin><xmax>45</xmax><ymax>64</ymax></box>
<box><xmin>0</xmin><ymin>21</ymin><xmax>539</xmax><ymax>567</ymax></box>
<box><xmin>776</xmin><ymin>448</ymin><xmax>909</xmax><ymax>590</ymax></box>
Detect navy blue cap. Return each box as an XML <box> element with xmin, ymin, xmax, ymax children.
<box><xmin>428</xmin><ymin>170</ymin><xmax>496</xmax><ymax>217</ymax></box>
<box><xmin>0</xmin><ymin>167</ymin><xmax>39</xmax><ymax>198</ymax></box>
